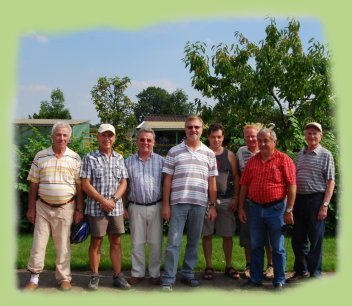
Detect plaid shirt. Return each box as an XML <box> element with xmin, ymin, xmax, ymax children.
<box><xmin>240</xmin><ymin>150</ymin><xmax>296</xmax><ymax>203</ymax></box>
<box><xmin>80</xmin><ymin>150</ymin><xmax>128</xmax><ymax>216</ymax></box>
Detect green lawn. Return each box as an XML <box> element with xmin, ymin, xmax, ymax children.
<box><xmin>16</xmin><ymin>234</ymin><xmax>337</xmax><ymax>272</ymax></box>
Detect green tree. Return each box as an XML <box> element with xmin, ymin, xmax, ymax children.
<box><xmin>183</xmin><ymin>18</ymin><xmax>334</xmax><ymax>153</ymax></box>
<box><xmin>91</xmin><ymin>76</ymin><xmax>137</xmax><ymax>142</ymax></box>
<box><xmin>134</xmin><ymin>86</ymin><xmax>194</xmax><ymax>123</ymax></box>
<box><xmin>30</xmin><ymin>88</ymin><xmax>72</xmax><ymax>119</ymax></box>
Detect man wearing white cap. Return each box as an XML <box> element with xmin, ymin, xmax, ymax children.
<box><xmin>80</xmin><ymin>123</ymin><xmax>131</xmax><ymax>290</ymax></box>
<box><xmin>288</xmin><ymin>122</ymin><xmax>335</xmax><ymax>281</ymax></box>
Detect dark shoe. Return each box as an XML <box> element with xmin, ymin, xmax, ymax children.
<box><xmin>224</xmin><ymin>266</ymin><xmax>240</xmax><ymax>280</ymax></box>
<box><xmin>150</xmin><ymin>277</ymin><xmax>161</xmax><ymax>285</ymax></box>
<box><xmin>286</xmin><ymin>271</ymin><xmax>310</xmax><ymax>283</ymax></box>
<box><xmin>113</xmin><ymin>272</ymin><xmax>131</xmax><ymax>290</ymax></box>
<box><xmin>128</xmin><ymin>276</ymin><xmax>144</xmax><ymax>285</ymax></box>
<box><xmin>59</xmin><ymin>280</ymin><xmax>72</xmax><ymax>291</ymax></box>
<box><xmin>202</xmin><ymin>267</ymin><xmax>214</xmax><ymax>280</ymax></box>
<box><xmin>88</xmin><ymin>274</ymin><xmax>100</xmax><ymax>291</ymax></box>
<box><xmin>23</xmin><ymin>282</ymin><xmax>38</xmax><ymax>292</ymax></box>
<box><xmin>181</xmin><ymin>277</ymin><xmax>200</xmax><ymax>287</ymax></box>
<box><xmin>241</xmin><ymin>279</ymin><xmax>263</xmax><ymax>290</ymax></box>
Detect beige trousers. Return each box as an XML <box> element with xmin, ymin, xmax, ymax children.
<box><xmin>27</xmin><ymin>199</ymin><xmax>75</xmax><ymax>284</ymax></box>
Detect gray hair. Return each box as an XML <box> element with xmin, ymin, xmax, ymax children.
<box><xmin>257</xmin><ymin>128</ymin><xmax>277</xmax><ymax>142</ymax></box>
<box><xmin>51</xmin><ymin>121</ymin><xmax>72</xmax><ymax>138</ymax></box>
<box><xmin>136</xmin><ymin>126</ymin><xmax>156</xmax><ymax>140</ymax></box>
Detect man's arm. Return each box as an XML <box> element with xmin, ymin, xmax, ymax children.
<box><xmin>207</xmin><ymin>175</ymin><xmax>217</xmax><ymax>221</ymax></box>
<box><xmin>284</xmin><ymin>184</ymin><xmax>297</xmax><ymax>225</ymax></box>
<box><xmin>238</xmin><ymin>184</ymin><xmax>248</xmax><ymax>223</ymax></box>
<box><xmin>81</xmin><ymin>178</ymin><xmax>115</xmax><ymax>213</ymax></box>
<box><xmin>73</xmin><ymin>182</ymin><xmax>84</xmax><ymax>224</ymax></box>
<box><xmin>228</xmin><ymin>150</ymin><xmax>239</xmax><ymax>212</ymax></box>
<box><xmin>318</xmin><ymin>179</ymin><xmax>335</xmax><ymax>221</ymax></box>
<box><xmin>26</xmin><ymin>182</ymin><xmax>39</xmax><ymax>224</ymax></box>
<box><xmin>162</xmin><ymin>174</ymin><xmax>173</xmax><ymax>221</ymax></box>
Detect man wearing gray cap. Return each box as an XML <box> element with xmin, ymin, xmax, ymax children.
<box><xmin>288</xmin><ymin>122</ymin><xmax>335</xmax><ymax>282</ymax></box>
<box><xmin>80</xmin><ymin>123</ymin><xmax>131</xmax><ymax>290</ymax></box>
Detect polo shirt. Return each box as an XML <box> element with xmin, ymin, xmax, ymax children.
<box><xmin>27</xmin><ymin>146</ymin><xmax>81</xmax><ymax>205</ymax></box>
<box><xmin>162</xmin><ymin>141</ymin><xmax>218</xmax><ymax>207</ymax></box>
<box><xmin>240</xmin><ymin>150</ymin><xmax>296</xmax><ymax>203</ymax></box>
<box><xmin>296</xmin><ymin>145</ymin><xmax>335</xmax><ymax>194</ymax></box>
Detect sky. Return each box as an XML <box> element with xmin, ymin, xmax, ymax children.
<box><xmin>15</xmin><ymin>17</ymin><xmax>324</xmax><ymax>124</ymax></box>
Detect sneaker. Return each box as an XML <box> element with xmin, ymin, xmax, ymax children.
<box><xmin>128</xmin><ymin>276</ymin><xmax>144</xmax><ymax>285</ymax></box>
<box><xmin>264</xmin><ymin>264</ymin><xmax>274</xmax><ymax>280</ymax></box>
<box><xmin>181</xmin><ymin>277</ymin><xmax>200</xmax><ymax>287</ymax></box>
<box><xmin>161</xmin><ymin>283</ymin><xmax>173</xmax><ymax>292</ymax></box>
<box><xmin>59</xmin><ymin>280</ymin><xmax>72</xmax><ymax>291</ymax></box>
<box><xmin>23</xmin><ymin>282</ymin><xmax>38</xmax><ymax>292</ymax></box>
<box><xmin>113</xmin><ymin>272</ymin><xmax>131</xmax><ymax>290</ymax></box>
<box><xmin>88</xmin><ymin>274</ymin><xmax>100</xmax><ymax>291</ymax></box>
<box><xmin>273</xmin><ymin>283</ymin><xmax>285</xmax><ymax>291</ymax></box>
<box><xmin>149</xmin><ymin>277</ymin><xmax>161</xmax><ymax>285</ymax></box>
<box><xmin>286</xmin><ymin>271</ymin><xmax>310</xmax><ymax>283</ymax></box>
<box><xmin>243</xmin><ymin>264</ymin><xmax>250</xmax><ymax>279</ymax></box>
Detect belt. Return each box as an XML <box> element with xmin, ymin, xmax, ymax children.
<box><xmin>39</xmin><ymin>197</ymin><xmax>75</xmax><ymax>208</ymax></box>
<box><xmin>250</xmin><ymin>198</ymin><xmax>285</xmax><ymax>208</ymax></box>
<box><xmin>128</xmin><ymin>199</ymin><xmax>162</xmax><ymax>206</ymax></box>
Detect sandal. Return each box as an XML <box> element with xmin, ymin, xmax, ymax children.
<box><xmin>225</xmin><ymin>266</ymin><xmax>240</xmax><ymax>280</ymax></box>
<box><xmin>202</xmin><ymin>267</ymin><xmax>214</xmax><ymax>280</ymax></box>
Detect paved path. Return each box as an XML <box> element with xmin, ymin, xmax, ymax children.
<box><xmin>17</xmin><ymin>269</ymin><xmax>332</xmax><ymax>293</ymax></box>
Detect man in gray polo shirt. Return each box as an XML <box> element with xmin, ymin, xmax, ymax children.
<box><xmin>288</xmin><ymin>122</ymin><xmax>335</xmax><ymax>281</ymax></box>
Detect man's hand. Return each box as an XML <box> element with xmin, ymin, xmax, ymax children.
<box><xmin>26</xmin><ymin>207</ymin><xmax>36</xmax><ymax>224</ymax></box>
<box><xmin>229</xmin><ymin>197</ymin><xmax>238</xmax><ymax>213</ymax></box>
<box><xmin>207</xmin><ymin>206</ymin><xmax>217</xmax><ymax>222</ymax></box>
<box><xmin>162</xmin><ymin>205</ymin><xmax>171</xmax><ymax>221</ymax></box>
<box><xmin>74</xmin><ymin>210</ymin><xmax>84</xmax><ymax>224</ymax></box>
<box><xmin>284</xmin><ymin>211</ymin><xmax>294</xmax><ymax>225</ymax></box>
<box><xmin>317</xmin><ymin>205</ymin><xmax>328</xmax><ymax>221</ymax></box>
<box><xmin>238</xmin><ymin>207</ymin><xmax>247</xmax><ymax>223</ymax></box>
<box><xmin>100</xmin><ymin>198</ymin><xmax>115</xmax><ymax>213</ymax></box>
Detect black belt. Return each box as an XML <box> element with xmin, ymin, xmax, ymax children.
<box><xmin>128</xmin><ymin>199</ymin><xmax>162</xmax><ymax>206</ymax></box>
<box><xmin>39</xmin><ymin>197</ymin><xmax>75</xmax><ymax>208</ymax></box>
<box><xmin>250</xmin><ymin>198</ymin><xmax>285</xmax><ymax>208</ymax></box>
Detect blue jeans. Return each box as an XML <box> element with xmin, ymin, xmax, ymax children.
<box><xmin>249</xmin><ymin>199</ymin><xmax>286</xmax><ymax>285</ymax></box>
<box><xmin>162</xmin><ymin>204</ymin><xmax>206</xmax><ymax>285</ymax></box>
<box><xmin>291</xmin><ymin>193</ymin><xmax>325</xmax><ymax>277</ymax></box>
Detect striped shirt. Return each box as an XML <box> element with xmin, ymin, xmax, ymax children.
<box><xmin>296</xmin><ymin>145</ymin><xmax>335</xmax><ymax>194</ymax></box>
<box><xmin>163</xmin><ymin>141</ymin><xmax>218</xmax><ymax>207</ymax></box>
<box><xmin>240</xmin><ymin>150</ymin><xmax>296</xmax><ymax>203</ymax></box>
<box><xmin>80</xmin><ymin>150</ymin><xmax>128</xmax><ymax>216</ymax></box>
<box><xmin>27</xmin><ymin>146</ymin><xmax>81</xmax><ymax>205</ymax></box>
<box><xmin>236</xmin><ymin>146</ymin><xmax>258</xmax><ymax>174</ymax></box>
<box><xmin>124</xmin><ymin>152</ymin><xmax>164</xmax><ymax>203</ymax></box>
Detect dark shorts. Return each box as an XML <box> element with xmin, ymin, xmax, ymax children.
<box><xmin>87</xmin><ymin>215</ymin><xmax>125</xmax><ymax>237</ymax></box>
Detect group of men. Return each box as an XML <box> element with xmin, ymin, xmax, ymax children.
<box><xmin>23</xmin><ymin>116</ymin><xmax>335</xmax><ymax>292</ymax></box>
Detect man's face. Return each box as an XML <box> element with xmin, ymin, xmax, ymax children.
<box><xmin>257</xmin><ymin>132</ymin><xmax>276</xmax><ymax>157</ymax></box>
<box><xmin>97</xmin><ymin>131</ymin><xmax>116</xmax><ymax>151</ymax></box>
<box><xmin>137</xmin><ymin>131</ymin><xmax>155</xmax><ymax>155</ymax></box>
<box><xmin>208</xmin><ymin>129</ymin><xmax>224</xmax><ymax>150</ymax></box>
<box><xmin>305</xmin><ymin>127</ymin><xmax>322</xmax><ymax>149</ymax></box>
<box><xmin>51</xmin><ymin>127</ymin><xmax>70</xmax><ymax>150</ymax></box>
<box><xmin>244</xmin><ymin>128</ymin><xmax>258</xmax><ymax>150</ymax></box>
<box><xmin>185</xmin><ymin>119</ymin><xmax>203</xmax><ymax>142</ymax></box>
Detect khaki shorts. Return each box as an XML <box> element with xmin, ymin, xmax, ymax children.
<box><xmin>203</xmin><ymin>198</ymin><xmax>236</xmax><ymax>237</ymax></box>
<box><xmin>87</xmin><ymin>215</ymin><xmax>125</xmax><ymax>237</ymax></box>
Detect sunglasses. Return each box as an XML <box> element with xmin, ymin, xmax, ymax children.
<box><xmin>186</xmin><ymin>125</ymin><xmax>202</xmax><ymax>130</ymax></box>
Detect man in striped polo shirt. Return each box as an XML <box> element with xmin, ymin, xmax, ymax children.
<box><xmin>288</xmin><ymin>122</ymin><xmax>335</xmax><ymax>281</ymax></box>
<box><xmin>238</xmin><ymin>128</ymin><xmax>296</xmax><ymax>290</ymax></box>
<box><xmin>24</xmin><ymin>121</ymin><xmax>84</xmax><ymax>291</ymax></box>
<box><xmin>161</xmin><ymin>115</ymin><xmax>218</xmax><ymax>291</ymax></box>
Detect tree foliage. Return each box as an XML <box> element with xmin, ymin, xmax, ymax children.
<box><xmin>91</xmin><ymin>76</ymin><xmax>137</xmax><ymax>141</ymax></box>
<box><xmin>30</xmin><ymin>88</ymin><xmax>72</xmax><ymax>119</ymax></box>
<box><xmin>134</xmin><ymin>86</ymin><xmax>194</xmax><ymax>123</ymax></box>
<box><xmin>183</xmin><ymin>18</ymin><xmax>334</xmax><ymax>153</ymax></box>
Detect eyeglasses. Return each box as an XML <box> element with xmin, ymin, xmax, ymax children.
<box><xmin>139</xmin><ymin>138</ymin><xmax>153</xmax><ymax>143</ymax></box>
<box><xmin>186</xmin><ymin>125</ymin><xmax>201</xmax><ymax>130</ymax></box>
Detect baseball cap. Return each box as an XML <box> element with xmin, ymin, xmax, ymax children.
<box><xmin>98</xmin><ymin>123</ymin><xmax>115</xmax><ymax>135</ymax></box>
<box><xmin>305</xmin><ymin>122</ymin><xmax>322</xmax><ymax>132</ymax></box>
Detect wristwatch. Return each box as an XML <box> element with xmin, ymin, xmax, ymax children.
<box><xmin>323</xmin><ymin>202</ymin><xmax>329</xmax><ymax>207</ymax></box>
<box><xmin>285</xmin><ymin>207</ymin><xmax>293</xmax><ymax>213</ymax></box>
<box><xmin>112</xmin><ymin>195</ymin><xmax>120</xmax><ymax>202</ymax></box>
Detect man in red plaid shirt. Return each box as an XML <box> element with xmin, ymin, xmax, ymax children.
<box><xmin>238</xmin><ymin>128</ymin><xmax>296</xmax><ymax>290</ymax></box>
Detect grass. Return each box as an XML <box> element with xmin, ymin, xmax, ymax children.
<box><xmin>16</xmin><ymin>234</ymin><xmax>337</xmax><ymax>272</ymax></box>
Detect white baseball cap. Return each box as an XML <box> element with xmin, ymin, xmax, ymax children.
<box><xmin>98</xmin><ymin>124</ymin><xmax>115</xmax><ymax>135</ymax></box>
<box><xmin>305</xmin><ymin>122</ymin><xmax>322</xmax><ymax>132</ymax></box>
